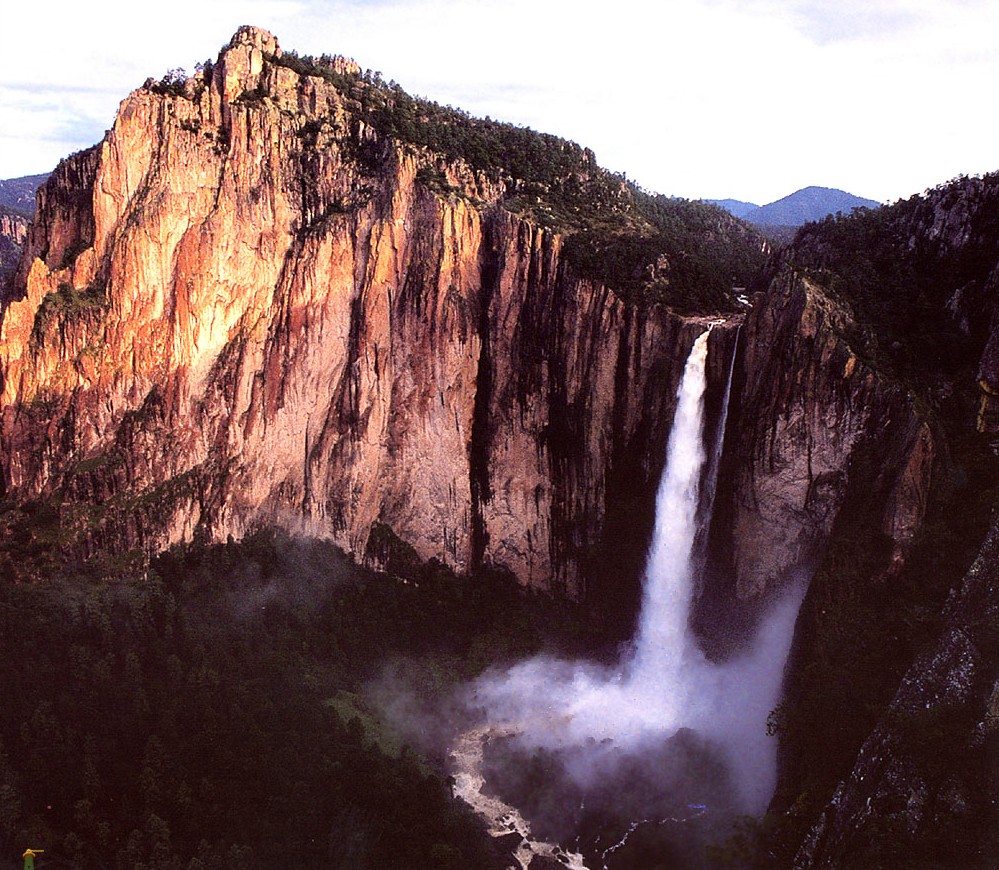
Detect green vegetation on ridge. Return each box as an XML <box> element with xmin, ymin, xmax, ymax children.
<box><xmin>266</xmin><ymin>50</ymin><xmax>769</xmax><ymax>313</ymax></box>
<box><xmin>788</xmin><ymin>172</ymin><xmax>999</xmax><ymax>387</ymax></box>
<box><xmin>140</xmin><ymin>44</ymin><xmax>769</xmax><ymax>313</ymax></box>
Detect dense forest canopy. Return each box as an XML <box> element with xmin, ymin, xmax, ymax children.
<box><xmin>0</xmin><ymin>531</ymin><xmax>598</xmax><ymax>869</ymax></box>
<box><xmin>788</xmin><ymin>172</ymin><xmax>999</xmax><ymax>386</ymax></box>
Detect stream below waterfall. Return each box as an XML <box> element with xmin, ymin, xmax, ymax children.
<box><xmin>450</xmin><ymin>724</ymin><xmax>589</xmax><ymax>870</ymax></box>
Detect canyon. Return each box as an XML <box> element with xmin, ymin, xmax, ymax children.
<box><xmin>2</xmin><ymin>24</ymin><xmax>998</xmax><ymax>868</ymax></box>
<box><xmin>0</xmin><ymin>211</ymin><xmax>27</xmax><ymax>293</ymax></box>
<box><xmin>0</xmin><ymin>27</ymin><xmax>925</xmax><ymax>610</ymax></box>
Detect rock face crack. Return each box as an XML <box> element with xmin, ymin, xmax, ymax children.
<box><xmin>469</xmin><ymin>217</ymin><xmax>500</xmax><ymax>572</ymax></box>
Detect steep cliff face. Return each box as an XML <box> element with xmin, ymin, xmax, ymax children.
<box><xmin>724</xmin><ymin>271</ymin><xmax>931</xmax><ymax>600</ymax></box>
<box><xmin>0</xmin><ymin>211</ymin><xmax>28</xmax><ymax>294</ymax></box>
<box><xmin>689</xmin><ymin>265</ymin><xmax>934</xmax><ymax>670</ymax></box>
<box><xmin>5</xmin><ymin>21</ymin><xmax>998</xmax><ymax>865</ymax></box>
<box><xmin>792</xmin><ymin>521</ymin><xmax>999</xmax><ymax>869</ymax></box>
<box><xmin>0</xmin><ymin>27</ymin><xmax>742</xmax><ymax>596</ymax></box>
<box><xmin>0</xmin><ymin>27</ymin><xmax>940</xmax><ymax>617</ymax></box>
<box><xmin>0</xmin><ymin>213</ymin><xmax>26</xmax><ymax>248</ymax></box>
<box><xmin>754</xmin><ymin>172</ymin><xmax>999</xmax><ymax>866</ymax></box>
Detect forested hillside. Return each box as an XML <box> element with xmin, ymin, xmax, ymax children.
<box><xmin>0</xmin><ymin>531</ymin><xmax>597</xmax><ymax>869</ymax></box>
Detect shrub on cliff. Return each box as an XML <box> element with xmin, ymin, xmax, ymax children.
<box><xmin>30</xmin><ymin>282</ymin><xmax>106</xmax><ymax>343</ymax></box>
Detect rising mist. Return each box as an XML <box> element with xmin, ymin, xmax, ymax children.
<box><xmin>456</xmin><ymin>329</ymin><xmax>807</xmax><ymax>863</ymax></box>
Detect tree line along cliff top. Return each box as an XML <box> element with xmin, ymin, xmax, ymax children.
<box><xmin>141</xmin><ymin>27</ymin><xmax>770</xmax><ymax>315</ymax></box>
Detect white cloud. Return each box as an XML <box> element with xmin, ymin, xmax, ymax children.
<box><xmin>2</xmin><ymin>0</ymin><xmax>996</xmax><ymax>204</ymax></box>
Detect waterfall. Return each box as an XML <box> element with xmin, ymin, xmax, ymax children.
<box><xmin>695</xmin><ymin>323</ymin><xmax>739</xmax><ymax>574</ymax></box>
<box><xmin>630</xmin><ymin>329</ymin><xmax>712</xmax><ymax>698</ymax></box>
<box><xmin>457</xmin><ymin>323</ymin><xmax>805</xmax><ymax>863</ymax></box>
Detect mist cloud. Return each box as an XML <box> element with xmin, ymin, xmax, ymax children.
<box><xmin>466</xmin><ymin>581</ymin><xmax>804</xmax><ymax>815</ymax></box>
<box><xmin>447</xmin><ymin>330</ymin><xmax>806</xmax><ymax>864</ymax></box>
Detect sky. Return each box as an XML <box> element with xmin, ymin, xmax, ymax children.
<box><xmin>1</xmin><ymin>0</ymin><xmax>996</xmax><ymax>205</ymax></box>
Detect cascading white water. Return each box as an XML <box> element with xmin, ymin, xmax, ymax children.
<box><xmin>694</xmin><ymin>323</ymin><xmax>739</xmax><ymax>576</ymax></box>
<box><xmin>455</xmin><ymin>324</ymin><xmax>806</xmax><ymax>864</ymax></box>
<box><xmin>630</xmin><ymin>329</ymin><xmax>712</xmax><ymax>697</ymax></box>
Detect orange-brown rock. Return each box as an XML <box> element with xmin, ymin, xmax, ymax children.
<box><xmin>0</xmin><ymin>27</ymin><xmax>738</xmax><ymax>594</ymax></box>
<box><xmin>1</xmin><ymin>26</ymin><xmax>935</xmax><ymax>611</ymax></box>
<box><xmin>0</xmin><ymin>213</ymin><xmax>26</xmax><ymax>247</ymax></box>
<box><xmin>715</xmin><ymin>269</ymin><xmax>934</xmax><ymax>602</ymax></box>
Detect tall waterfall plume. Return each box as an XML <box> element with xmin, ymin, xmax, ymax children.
<box><xmin>457</xmin><ymin>326</ymin><xmax>806</xmax><ymax>863</ymax></box>
<box><xmin>630</xmin><ymin>328</ymin><xmax>712</xmax><ymax>702</ymax></box>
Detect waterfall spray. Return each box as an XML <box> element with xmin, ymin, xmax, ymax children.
<box><xmin>455</xmin><ymin>323</ymin><xmax>806</xmax><ymax>865</ymax></box>
<box><xmin>695</xmin><ymin>324</ymin><xmax>740</xmax><ymax>575</ymax></box>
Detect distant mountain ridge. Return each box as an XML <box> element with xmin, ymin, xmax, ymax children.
<box><xmin>707</xmin><ymin>186</ymin><xmax>880</xmax><ymax>227</ymax></box>
<box><xmin>704</xmin><ymin>198</ymin><xmax>758</xmax><ymax>219</ymax></box>
<box><xmin>0</xmin><ymin>173</ymin><xmax>49</xmax><ymax>216</ymax></box>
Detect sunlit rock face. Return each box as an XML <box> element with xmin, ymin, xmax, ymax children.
<box><xmin>0</xmin><ymin>213</ymin><xmax>27</xmax><ymax>250</ymax></box>
<box><xmin>0</xmin><ymin>26</ymin><xmax>938</xmax><ymax>606</ymax></box>
<box><xmin>720</xmin><ymin>270</ymin><xmax>933</xmax><ymax>602</ymax></box>
<box><xmin>0</xmin><ymin>23</ymin><xmax>941</xmax><ymax>611</ymax></box>
<box><xmin>0</xmin><ymin>26</ymin><xmax>730</xmax><ymax>595</ymax></box>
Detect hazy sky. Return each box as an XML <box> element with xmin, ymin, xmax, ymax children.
<box><xmin>2</xmin><ymin>0</ymin><xmax>996</xmax><ymax>204</ymax></box>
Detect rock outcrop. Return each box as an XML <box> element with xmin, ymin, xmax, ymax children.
<box><xmin>792</xmin><ymin>520</ymin><xmax>999</xmax><ymax>869</ymax></box>
<box><xmin>0</xmin><ymin>27</ymin><xmax>939</xmax><ymax>616</ymax></box>
<box><xmin>688</xmin><ymin>265</ymin><xmax>935</xmax><ymax>668</ymax></box>
<box><xmin>0</xmin><ymin>27</ymin><xmax>741</xmax><ymax>597</ymax></box>
<box><xmin>754</xmin><ymin>171</ymin><xmax>999</xmax><ymax>866</ymax></box>
<box><xmin>0</xmin><ymin>213</ymin><xmax>26</xmax><ymax>247</ymax></box>
<box><xmin>0</xmin><ymin>210</ymin><xmax>28</xmax><ymax>294</ymax></box>
<box><xmin>725</xmin><ymin>270</ymin><xmax>932</xmax><ymax>600</ymax></box>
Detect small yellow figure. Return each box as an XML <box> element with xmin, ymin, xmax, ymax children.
<box><xmin>22</xmin><ymin>849</ymin><xmax>44</xmax><ymax>870</ymax></box>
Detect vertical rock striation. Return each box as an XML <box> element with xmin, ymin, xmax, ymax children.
<box><xmin>702</xmin><ymin>269</ymin><xmax>933</xmax><ymax>621</ymax></box>
<box><xmin>0</xmin><ymin>27</ymin><xmax>735</xmax><ymax>596</ymax></box>
<box><xmin>0</xmin><ymin>27</ymin><xmax>940</xmax><ymax>613</ymax></box>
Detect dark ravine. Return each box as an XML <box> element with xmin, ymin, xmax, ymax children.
<box><xmin>2</xmin><ymin>24</ymin><xmax>999</xmax><ymax>869</ymax></box>
<box><xmin>791</xmin><ymin>520</ymin><xmax>999</xmax><ymax>867</ymax></box>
